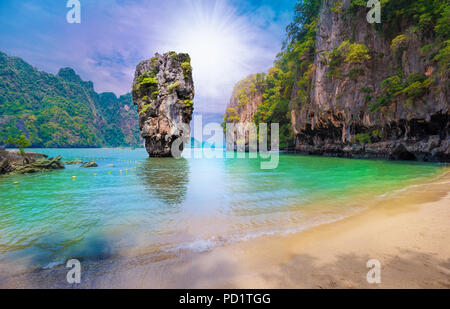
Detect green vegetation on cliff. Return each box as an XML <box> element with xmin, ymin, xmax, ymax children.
<box><xmin>0</xmin><ymin>51</ymin><xmax>141</xmax><ymax>148</ymax></box>
<box><xmin>224</xmin><ymin>0</ymin><xmax>321</xmax><ymax>149</ymax></box>
<box><xmin>226</xmin><ymin>0</ymin><xmax>449</xmax><ymax>150</ymax></box>
<box><xmin>349</xmin><ymin>0</ymin><xmax>449</xmax><ymax>75</ymax></box>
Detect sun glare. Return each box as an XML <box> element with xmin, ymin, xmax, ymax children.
<box><xmin>163</xmin><ymin>0</ymin><xmax>255</xmax><ymax>104</ymax></box>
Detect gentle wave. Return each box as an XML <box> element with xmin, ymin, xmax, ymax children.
<box><xmin>376</xmin><ymin>171</ymin><xmax>450</xmax><ymax>198</ymax></box>
<box><xmin>42</xmin><ymin>260</ymin><xmax>65</xmax><ymax>269</ymax></box>
<box><xmin>167</xmin><ymin>214</ymin><xmax>348</xmax><ymax>254</ymax></box>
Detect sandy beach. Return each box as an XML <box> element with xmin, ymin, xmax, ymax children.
<box><xmin>195</xmin><ymin>169</ymin><xmax>450</xmax><ymax>289</ymax></box>
<box><xmin>1</xmin><ymin>169</ymin><xmax>449</xmax><ymax>289</ymax></box>
<box><xmin>138</xmin><ymin>168</ymin><xmax>450</xmax><ymax>289</ymax></box>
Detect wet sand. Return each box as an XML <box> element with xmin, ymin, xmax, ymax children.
<box><xmin>176</xmin><ymin>170</ymin><xmax>450</xmax><ymax>289</ymax></box>
<box><xmin>213</xmin><ymin>177</ymin><xmax>450</xmax><ymax>288</ymax></box>
<box><xmin>202</xmin><ymin>170</ymin><xmax>450</xmax><ymax>289</ymax></box>
<box><xmin>1</xmin><ymin>170</ymin><xmax>449</xmax><ymax>289</ymax></box>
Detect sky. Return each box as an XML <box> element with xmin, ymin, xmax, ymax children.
<box><xmin>0</xmin><ymin>0</ymin><xmax>295</xmax><ymax>113</ymax></box>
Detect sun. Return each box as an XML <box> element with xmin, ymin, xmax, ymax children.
<box><xmin>162</xmin><ymin>0</ymin><xmax>256</xmax><ymax>106</ymax></box>
<box><xmin>179</xmin><ymin>18</ymin><xmax>244</xmax><ymax>81</ymax></box>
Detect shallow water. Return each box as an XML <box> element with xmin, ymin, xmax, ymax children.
<box><xmin>0</xmin><ymin>148</ymin><xmax>446</xmax><ymax>271</ymax></box>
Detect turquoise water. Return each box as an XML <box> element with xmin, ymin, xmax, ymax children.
<box><xmin>0</xmin><ymin>148</ymin><xmax>445</xmax><ymax>270</ymax></box>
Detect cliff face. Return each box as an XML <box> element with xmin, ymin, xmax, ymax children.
<box><xmin>225</xmin><ymin>0</ymin><xmax>449</xmax><ymax>162</ymax></box>
<box><xmin>223</xmin><ymin>74</ymin><xmax>264</xmax><ymax>150</ymax></box>
<box><xmin>291</xmin><ymin>0</ymin><xmax>449</xmax><ymax>161</ymax></box>
<box><xmin>224</xmin><ymin>74</ymin><xmax>264</xmax><ymax>125</ymax></box>
<box><xmin>97</xmin><ymin>93</ymin><xmax>142</xmax><ymax>147</ymax></box>
<box><xmin>132</xmin><ymin>52</ymin><xmax>194</xmax><ymax>157</ymax></box>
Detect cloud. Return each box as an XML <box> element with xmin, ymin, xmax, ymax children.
<box><xmin>0</xmin><ymin>0</ymin><xmax>294</xmax><ymax>113</ymax></box>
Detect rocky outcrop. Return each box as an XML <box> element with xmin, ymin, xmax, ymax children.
<box><xmin>0</xmin><ymin>156</ymin><xmax>9</xmax><ymax>174</ymax></box>
<box><xmin>0</xmin><ymin>150</ymin><xmax>64</xmax><ymax>175</ymax></box>
<box><xmin>81</xmin><ymin>161</ymin><xmax>98</xmax><ymax>168</ymax></box>
<box><xmin>11</xmin><ymin>156</ymin><xmax>65</xmax><ymax>175</ymax></box>
<box><xmin>290</xmin><ymin>0</ymin><xmax>449</xmax><ymax>162</ymax></box>
<box><xmin>65</xmin><ymin>159</ymin><xmax>82</xmax><ymax>165</ymax></box>
<box><xmin>132</xmin><ymin>52</ymin><xmax>194</xmax><ymax>157</ymax></box>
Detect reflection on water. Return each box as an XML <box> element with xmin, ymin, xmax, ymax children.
<box><xmin>138</xmin><ymin>158</ymin><xmax>190</xmax><ymax>205</ymax></box>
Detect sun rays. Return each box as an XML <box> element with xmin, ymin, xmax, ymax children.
<box><xmin>161</xmin><ymin>0</ymin><xmax>266</xmax><ymax>106</ymax></box>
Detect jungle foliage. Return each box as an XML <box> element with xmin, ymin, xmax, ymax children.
<box><xmin>0</xmin><ymin>51</ymin><xmax>141</xmax><ymax>148</ymax></box>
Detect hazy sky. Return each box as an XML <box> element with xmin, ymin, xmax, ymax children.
<box><xmin>0</xmin><ymin>0</ymin><xmax>295</xmax><ymax>113</ymax></box>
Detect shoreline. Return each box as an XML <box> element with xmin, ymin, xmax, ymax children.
<box><xmin>124</xmin><ymin>168</ymin><xmax>450</xmax><ymax>288</ymax></box>
<box><xmin>4</xmin><ymin>147</ymin><xmax>450</xmax><ymax>164</ymax></box>
<box><xmin>1</xmin><ymin>169</ymin><xmax>449</xmax><ymax>288</ymax></box>
<box><xmin>195</xmin><ymin>169</ymin><xmax>450</xmax><ymax>289</ymax></box>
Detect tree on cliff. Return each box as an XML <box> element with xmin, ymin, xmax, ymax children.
<box><xmin>4</xmin><ymin>134</ymin><xmax>31</xmax><ymax>155</ymax></box>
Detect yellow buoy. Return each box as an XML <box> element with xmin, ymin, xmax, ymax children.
<box><xmin>94</xmin><ymin>173</ymin><xmax>97</xmax><ymax>176</ymax></box>
<box><xmin>125</xmin><ymin>169</ymin><xmax>129</xmax><ymax>172</ymax></box>
<box><xmin>13</xmin><ymin>182</ymin><xmax>19</xmax><ymax>185</ymax></box>
<box><xmin>72</xmin><ymin>176</ymin><xmax>77</xmax><ymax>180</ymax></box>
<box><xmin>120</xmin><ymin>170</ymin><xmax>123</xmax><ymax>173</ymax></box>
<box><xmin>108</xmin><ymin>172</ymin><xmax>112</xmax><ymax>175</ymax></box>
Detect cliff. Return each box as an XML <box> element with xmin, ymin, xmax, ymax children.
<box><xmin>224</xmin><ymin>74</ymin><xmax>265</xmax><ymax>125</ymax></box>
<box><xmin>291</xmin><ymin>0</ymin><xmax>449</xmax><ymax>161</ymax></box>
<box><xmin>225</xmin><ymin>0</ymin><xmax>449</xmax><ymax>161</ymax></box>
<box><xmin>132</xmin><ymin>52</ymin><xmax>194</xmax><ymax>157</ymax></box>
<box><xmin>223</xmin><ymin>74</ymin><xmax>265</xmax><ymax>150</ymax></box>
<box><xmin>0</xmin><ymin>51</ymin><xmax>141</xmax><ymax>148</ymax></box>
